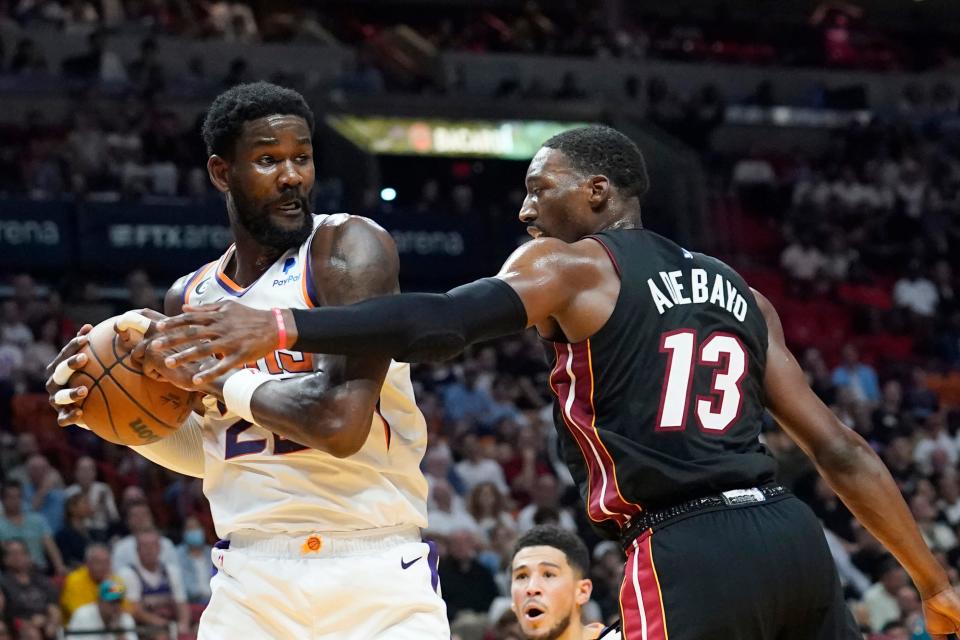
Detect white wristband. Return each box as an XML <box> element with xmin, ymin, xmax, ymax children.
<box><xmin>222</xmin><ymin>369</ymin><xmax>274</xmax><ymax>423</ymax></box>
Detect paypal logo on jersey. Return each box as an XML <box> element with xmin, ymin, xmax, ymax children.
<box><xmin>272</xmin><ymin>257</ymin><xmax>301</xmax><ymax>287</ymax></box>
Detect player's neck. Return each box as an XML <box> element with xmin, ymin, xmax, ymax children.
<box><xmin>594</xmin><ymin>208</ymin><xmax>643</xmax><ymax>234</ymax></box>
<box><xmin>228</xmin><ymin>232</ymin><xmax>284</xmax><ymax>288</ymax></box>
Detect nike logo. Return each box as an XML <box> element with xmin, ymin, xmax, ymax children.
<box><xmin>400</xmin><ymin>556</ymin><xmax>422</xmax><ymax>570</ymax></box>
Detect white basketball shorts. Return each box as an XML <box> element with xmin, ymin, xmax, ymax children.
<box><xmin>197</xmin><ymin>525</ymin><xmax>449</xmax><ymax>639</ymax></box>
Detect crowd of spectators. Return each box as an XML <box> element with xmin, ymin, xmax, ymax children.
<box><xmin>0</xmin><ymin>0</ymin><xmax>332</xmax><ymax>43</ymax></box>
<box><xmin>324</xmin><ymin>0</ymin><xmax>956</xmax><ymax>72</ymax></box>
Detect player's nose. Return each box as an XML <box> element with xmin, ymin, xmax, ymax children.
<box><xmin>277</xmin><ymin>159</ymin><xmax>303</xmax><ymax>189</ymax></box>
<box><xmin>518</xmin><ymin>204</ymin><xmax>537</xmax><ymax>223</ymax></box>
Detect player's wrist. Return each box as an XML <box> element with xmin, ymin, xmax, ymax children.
<box><xmin>271</xmin><ymin>308</ymin><xmax>297</xmax><ymax>351</ymax></box>
<box><xmin>913</xmin><ymin>563</ymin><xmax>952</xmax><ymax>600</ymax></box>
<box><xmin>222</xmin><ymin>369</ymin><xmax>274</xmax><ymax>423</ymax></box>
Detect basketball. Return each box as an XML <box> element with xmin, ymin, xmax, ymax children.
<box><xmin>69</xmin><ymin>316</ymin><xmax>196</xmax><ymax>446</ymax></box>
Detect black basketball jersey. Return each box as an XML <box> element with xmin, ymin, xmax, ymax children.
<box><xmin>545</xmin><ymin>228</ymin><xmax>777</xmax><ymax>539</ymax></box>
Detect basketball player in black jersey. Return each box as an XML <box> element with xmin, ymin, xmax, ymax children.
<box><xmin>154</xmin><ymin>126</ymin><xmax>960</xmax><ymax>639</ymax></box>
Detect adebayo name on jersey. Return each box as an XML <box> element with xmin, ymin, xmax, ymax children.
<box><xmin>647</xmin><ymin>269</ymin><xmax>748</xmax><ymax>322</ymax></box>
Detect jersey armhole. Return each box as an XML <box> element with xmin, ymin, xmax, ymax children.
<box><xmin>182</xmin><ymin>261</ymin><xmax>216</xmax><ymax>305</ymax></box>
<box><xmin>586</xmin><ymin>235</ymin><xmax>622</xmax><ymax>278</ymax></box>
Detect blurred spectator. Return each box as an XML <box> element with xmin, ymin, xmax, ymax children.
<box><xmin>437</xmin><ymin>530</ymin><xmax>498</xmax><ymax>622</ymax></box>
<box><xmin>516</xmin><ymin>474</ymin><xmax>576</xmax><ymax>534</ymax></box>
<box><xmin>55</xmin><ymin>493</ymin><xmax>96</xmax><ymax>568</ymax></box>
<box><xmin>0</xmin><ymin>481</ymin><xmax>66</xmax><ymax>575</ymax></box>
<box><xmin>1</xmin><ymin>300</ymin><xmax>33</xmax><ymax>348</ymax></box>
<box><xmin>22</xmin><ymin>454</ymin><xmax>66</xmax><ymax>533</ymax></box>
<box><xmin>823</xmin><ymin>527</ymin><xmax>871</xmax><ymax>597</ymax></box>
<box><xmin>442</xmin><ymin>364</ymin><xmax>496</xmax><ymax>424</ymax></box>
<box><xmin>466</xmin><ymin>482</ymin><xmax>516</xmax><ymax>538</ymax></box>
<box><xmin>423</xmin><ymin>444</ymin><xmax>466</xmax><ymax>496</ymax></box>
<box><xmin>502</xmin><ymin>427</ymin><xmax>553</xmax><ymax>506</ymax></box>
<box><xmin>174</xmin><ymin>516</ymin><xmax>212</xmax><ymax>605</ymax></box>
<box><xmin>871</xmin><ymin>381</ymin><xmax>908</xmax><ymax>445</ymax></box>
<box><xmin>903</xmin><ymin>368</ymin><xmax>939</xmax><ymax>419</ymax></box>
<box><xmin>0</xmin><ymin>539</ymin><xmax>61</xmax><ymax>638</ymax></box>
<box><xmin>456</xmin><ymin>434</ymin><xmax>509</xmax><ymax>494</ymax></box>
<box><xmin>909</xmin><ymin>493</ymin><xmax>958</xmax><ymax>553</ymax></box>
<box><xmin>66</xmin><ymin>579</ymin><xmax>137</xmax><ymax>640</ymax></box>
<box><xmin>6</xmin><ymin>433</ymin><xmax>63</xmax><ymax>488</ymax></box>
<box><xmin>780</xmin><ymin>234</ymin><xmax>826</xmax><ymax>287</ymax></box>
<box><xmin>938</xmin><ymin>474</ymin><xmax>960</xmax><ymax>527</ymax></box>
<box><xmin>65</xmin><ymin>456</ymin><xmax>120</xmax><ymax>540</ymax></box>
<box><xmin>894</xmin><ymin>261</ymin><xmax>938</xmax><ymax>318</ymax></box>
<box><xmin>116</xmin><ymin>531</ymin><xmax>189</xmax><ymax>634</ymax></box>
<box><xmin>111</xmin><ymin>502</ymin><xmax>178</xmax><ymax>571</ymax></box>
<box><xmin>207</xmin><ymin>1</ymin><xmax>259</xmax><ymax>42</ymax></box>
<box><xmin>912</xmin><ymin>412</ymin><xmax>958</xmax><ymax>476</ymax></box>
<box><xmin>60</xmin><ymin>544</ymin><xmax>122</xmax><ymax>623</ymax></box>
<box><xmin>810</xmin><ymin>477</ymin><xmax>856</xmax><ymax>542</ymax></box>
<box><xmin>831</xmin><ymin>344</ymin><xmax>881</xmax><ymax>406</ymax></box>
<box><xmin>862</xmin><ymin>560</ymin><xmax>908</xmax><ymax>633</ymax></box>
<box><xmin>426</xmin><ymin>479</ymin><xmax>480</xmax><ymax>538</ymax></box>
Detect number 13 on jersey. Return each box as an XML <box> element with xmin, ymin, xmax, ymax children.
<box><xmin>656</xmin><ymin>330</ymin><xmax>748</xmax><ymax>434</ymax></box>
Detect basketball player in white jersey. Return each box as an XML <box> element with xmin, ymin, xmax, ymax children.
<box><xmin>44</xmin><ymin>82</ymin><xmax>449</xmax><ymax>639</ymax></box>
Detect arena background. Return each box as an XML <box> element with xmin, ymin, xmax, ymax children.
<box><xmin>2</xmin><ymin>0</ymin><xmax>960</xmax><ymax>638</ymax></box>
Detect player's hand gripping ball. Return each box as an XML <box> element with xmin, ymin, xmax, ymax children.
<box><xmin>51</xmin><ymin>311</ymin><xmax>196</xmax><ymax>445</ymax></box>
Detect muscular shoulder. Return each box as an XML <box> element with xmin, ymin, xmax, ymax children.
<box><xmin>163</xmin><ymin>273</ymin><xmax>193</xmax><ymax>316</ymax></box>
<box><xmin>309</xmin><ymin>213</ymin><xmax>400</xmax><ymax>304</ymax></box>
<box><xmin>498</xmin><ymin>236</ymin><xmax>612</xmax><ymax>288</ymax></box>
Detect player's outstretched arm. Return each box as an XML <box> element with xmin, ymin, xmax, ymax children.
<box><xmin>754</xmin><ymin>289</ymin><xmax>960</xmax><ymax>635</ymax></box>
<box><xmin>153</xmin><ymin>236</ymin><xmax>606</xmax><ymax>384</ymax></box>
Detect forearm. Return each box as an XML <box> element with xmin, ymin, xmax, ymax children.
<box><xmin>289</xmin><ymin>278</ymin><xmax>527</xmax><ymax>362</ymax></box>
<box><xmin>815</xmin><ymin>431</ymin><xmax>949</xmax><ymax>598</ymax></box>
<box><xmin>130</xmin><ymin>413</ymin><xmax>205</xmax><ymax>478</ymax></box>
<box><xmin>248</xmin><ymin>373</ymin><xmax>376</xmax><ymax>458</ymax></box>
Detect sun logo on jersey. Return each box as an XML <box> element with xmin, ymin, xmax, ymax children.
<box><xmin>301</xmin><ymin>534</ymin><xmax>323</xmax><ymax>555</ymax></box>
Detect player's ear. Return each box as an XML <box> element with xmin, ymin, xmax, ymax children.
<box><xmin>207</xmin><ymin>155</ymin><xmax>230</xmax><ymax>193</ymax></box>
<box><xmin>574</xmin><ymin>577</ymin><xmax>593</xmax><ymax>606</ymax></box>
<box><xmin>587</xmin><ymin>175</ymin><xmax>610</xmax><ymax>210</ymax></box>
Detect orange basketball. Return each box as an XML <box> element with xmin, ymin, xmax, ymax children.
<box><xmin>68</xmin><ymin>316</ymin><xmax>196</xmax><ymax>446</ymax></box>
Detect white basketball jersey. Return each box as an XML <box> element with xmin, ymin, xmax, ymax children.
<box><xmin>182</xmin><ymin>214</ymin><xmax>428</xmax><ymax>537</ymax></box>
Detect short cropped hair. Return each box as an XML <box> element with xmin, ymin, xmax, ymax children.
<box><xmin>201</xmin><ymin>81</ymin><xmax>315</xmax><ymax>158</ymax></box>
<box><xmin>512</xmin><ymin>525</ymin><xmax>590</xmax><ymax>577</ymax></box>
<box><xmin>543</xmin><ymin>125</ymin><xmax>649</xmax><ymax>200</ymax></box>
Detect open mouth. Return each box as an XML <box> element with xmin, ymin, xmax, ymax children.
<box><xmin>527</xmin><ymin>226</ymin><xmax>544</xmax><ymax>239</ymax></box>
<box><xmin>523</xmin><ymin>604</ymin><xmax>546</xmax><ymax>620</ymax></box>
<box><xmin>275</xmin><ymin>200</ymin><xmax>303</xmax><ymax>214</ymax></box>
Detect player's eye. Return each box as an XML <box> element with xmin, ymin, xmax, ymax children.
<box><xmin>296</xmin><ymin>154</ymin><xmax>311</xmax><ymax>163</ymax></box>
<box><xmin>257</xmin><ymin>156</ymin><xmax>275</xmax><ymax>166</ymax></box>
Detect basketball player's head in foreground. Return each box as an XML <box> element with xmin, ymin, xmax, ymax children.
<box><xmin>511</xmin><ymin>525</ymin><xmax>607</xmax><ymax>640</ymax></box>
<box><xmin>202</xmin><ymin>81</ymin><xmax>316</xmax><ymax>256</ymax></box>
<box><xmin>521</xmin><ymin>125</ymin><xmax>649</xmax><ymax>244</ymax></box>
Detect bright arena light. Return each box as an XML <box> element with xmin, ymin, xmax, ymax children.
<box><xmin>380</xmin><ymin>187</ymin><xmax>397</xmax><ymax>202</ymax></box>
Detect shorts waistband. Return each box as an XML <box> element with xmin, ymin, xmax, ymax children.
<box><xmin>621</xmin><ymin>485</ymin><xmax>788</xmax><ymax>550</ymax></box>
<box><xmin>227</xmin><ymin>524</ymin><xmax>421</xmax><ymax>558</ymax></box>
